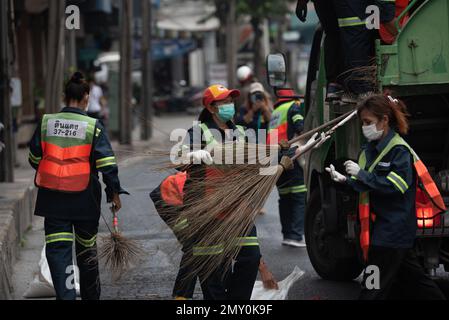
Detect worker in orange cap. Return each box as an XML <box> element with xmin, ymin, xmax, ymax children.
<box><xmin>174</xmin><ymin>84</ymin><xmax>278</xmax><ymax>300</ymax></box>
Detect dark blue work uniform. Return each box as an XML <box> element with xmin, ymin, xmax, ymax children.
<box><xmin>28</xmin><ymin>107</ymin><xmax>128</xmax><ymax>300</ymax></box>
<box><xmin>333</xmin><ymin>0</ymin><xmax>396</xmax><ymax>94</ymax></box>
<box><xmin>177</xmin><ymin>118</ymin><xmax>261</xmax><ymax>300</ymax></box>
<box><xmin>347</xmin><ymin>129</ymin><xmax>444</xmax><ymax>300</ymax></box>
<box><xmin>275</xmin><ymin>100</ymin><xmax>307</xmax><ymax>242</ymax></box>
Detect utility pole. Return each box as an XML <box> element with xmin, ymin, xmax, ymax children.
<box><xmin>45</xmin><ymin>0</ymin><xmax>66</xmax><ymax>114</ymax></box>
<box><xmin>0</xmin><ymin>0</ymin><xmax>14</xmax><ymax>182</ymax></box>
<box><xmin>226</xmin><ymin>0</ymin><xmax>237</xmax><ymax>88</ymax></box>
<box><xmin>119</xmin><ymin>0</ymin><xmax>132</xmax><ymax>145</ymax></box>
<box><xmin>141</xmin><ymin>0</ymin><xmax>153</xmax><ymax>140</ymax></box>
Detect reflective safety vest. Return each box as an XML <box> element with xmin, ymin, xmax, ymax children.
<box><xmin>357</xmin><ymin>133</ymin><xmax>447</xmax><ymax>262</ymax></box>
<box><xmin>199</xmin><ymin>123</ymin><xmax>245</xmax><ymax>147</ymax></box>
<box><xmin>160</xmin><ymin>171</ymin><xmax>187</xmax><ymax>207</ymax></box>
<box><xmin>200</xmin><ymin>123</ymin><xmax>245</xmax><ymax>219</ymax></box>
<box><xmin>35</xmin><ymin>112</ymin><xmax>97</xmax><ymax>192</ymax></box>
<box><xmin>267</xmin><ymin>100</ymin><xmax>302</xmax><ymax>145</ymax></box>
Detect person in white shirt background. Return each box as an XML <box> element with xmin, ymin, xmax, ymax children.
<box><xmin>87</xmin><ymin>78</ymin><xmax>106</xmax><ymax>121</ymax></box>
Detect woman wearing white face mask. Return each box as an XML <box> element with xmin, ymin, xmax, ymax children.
<box><xmin>326</xmin><ymin>94</ymin><xmax>446</xmax><ymax>300</ymax></box>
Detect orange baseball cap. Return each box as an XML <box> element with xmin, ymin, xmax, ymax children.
<box><xmin>203</xmin><ymin>84</ymin><xmax>240</xmax><ymax>107</ymax></box>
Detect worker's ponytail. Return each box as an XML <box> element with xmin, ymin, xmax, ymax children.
<box><xmin>357</xmin><ymin>94</ymin><xmax>410</xmax><ymax>135</ymax></box>
<box><xmin>64</xmin><ymin>71</ymin><xmax>90</xmax><ymax>105</ymax></box>
<box><xmin>389</xmin><ymin>97</ymin><xmax>409</xmax><ymax>135</ymax></box>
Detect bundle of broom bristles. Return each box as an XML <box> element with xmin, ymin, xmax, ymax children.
<box><xmin>154</xmin><ymin>110</ymin><xmax>358</xmax><ymax>282</ymax></box>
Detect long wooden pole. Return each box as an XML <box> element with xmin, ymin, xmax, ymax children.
<box><xmin>141</xmin><ymin>0</ymin><xmax>153</xmax><ymax>140</ymax></box>
<box><xmin>226</xmin><ymin>0</ymin><xmax>236</xmax><ymax>88</ymax></box>
<box><xmin>119</xmin><ymin>0</ymin><xmax>132</xmax><ymax>145</ymax></box>
<box><xmin>287</xmin><ymin>109</ymin><xmax>357</xmax><ymax>146</ymax></box>
<box><xmin>0</xmin><ymin>0</ymin><xmax>13</xmax><ymax>182</ymax></box>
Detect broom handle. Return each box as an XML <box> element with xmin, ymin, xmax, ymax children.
<box><xmin>111</xmin><ymin>206</ymin><xmax>119</xmax><ymax>233</ymax></box>
<box><xmin>291</xmin><ymin>110</ymin><xmax>358</xmax><ymax>161</ymax></box>
<box><xmin>287</xmin><ymin>109</ymin><xmax>356</xmax><ymax>146</ymax></box>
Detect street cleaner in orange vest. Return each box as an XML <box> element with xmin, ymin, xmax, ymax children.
<box><xmin>267</xmin><ymin>89</ymin><xmax>308</xmax><ymax>248</ymax></box>
<box><xmin>28</xmin><ymin>72</ymin><xmax>128</xmax><ymax>300</ymax></box>
<box><xmin>326</xmin><ymin>94</ymin><xmax>446</xmax><ymax>300</ymax></box>
<box><xmin>150</xmin><ymin>171</ymin><xmax>199</xmax><ymax>299</ymax></box>
<box><xmin>154</xmin><ymin>84</ymin><xmax>291</xmax><ymax>300</ymax></box>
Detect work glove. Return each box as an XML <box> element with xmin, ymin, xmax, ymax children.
<box><xmin>344</xmin><ymin>160</ymin><xmax>360</xmax><ymax>177</ymax></box>
<box><xmin>325</xmin><ymin>164</ymin><xmax>347</xmax><ymax>183</ymax></box>
<box><xmin>305</xmin><ymin>132</ymin><xmax>329</xmax><ymax>150</ymax></box>
<box><xmin>187</xmin><ymin>150</ymin><xmax>213</xmax><ymax>165</ymax></box>
<box><xmin>295</xmin><ymin>0</ymin><xmax>309</xmax><ymax>22</ymax></box>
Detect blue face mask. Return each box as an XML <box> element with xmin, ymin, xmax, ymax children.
<box><xmin>217</xmin><ymin>103</ymin><xmax>235</xmax><ymax>122</ymax></box>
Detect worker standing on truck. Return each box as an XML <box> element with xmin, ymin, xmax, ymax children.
<box><xmin>28</xmin><ymin>72</ymin><xmax>128</xmax><ymax>300</ymax></box>
<box><xmin>267</xmin><ymin>89</ymin><xmax>307</xmax><ymax>248</ymax></box>
<box><xmin>336</xmin><ymin>0</ymin><xmax>397</xmax><ymax>100</ymax></box>
<box><xmin>326</xmin><ymin>94</ymin><xmax>446</xmax><ymax>300</ymax></box>
<box><xmin>296</xmin><ymin>0</ymin><xmax>345</xmax><ymax>101</ymax></box>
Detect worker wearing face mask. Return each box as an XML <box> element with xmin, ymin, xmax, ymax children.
<box><xmin>325</xmin><ymin>94</ymin><xmax>446</xmax><ymax>300</ymax></box>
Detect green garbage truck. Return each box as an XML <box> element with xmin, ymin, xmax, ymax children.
<box><xmin>268</xmin><ymin>0</ymin><xmax>449</xmax><ymax>280</ymax></box>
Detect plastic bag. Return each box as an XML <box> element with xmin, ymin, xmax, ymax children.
<box><xmin>23</xmin><ymin>245</ymin><xmax>80</xmax><ymax>298</ymax></box>
<box><xmin>251</xmin><ymin>266</ymin><xmax>304</xmax><ymax>300</ymax></box>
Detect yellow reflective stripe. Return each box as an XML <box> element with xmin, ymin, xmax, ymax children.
<box><xmin>29</xmin><ymin>152</ymin><xmax>42</xmax><ymax>164</ymax></box>
<box><xmin>173</xmin><ymin>218</ymin><xmax>188</xmax><ymax>231</ymax></box>
<box><xmin>351</xmin><ymin>176</ymin><xmax>357</xmax><ymax>180</ymax></box>
<box><xmin>200</xmin><ymin>123</ymin><xmax>218</xmax><ymax>146</ymax></box>
<box><xmin>45</xmin><ymin>232</ymin><xmax>74</xmax><ymax>244</ymax></box>
<box><xmin>291</xmin><ymin>185</ymin><xmax>307</xmax><ymax>193</ymax></box>
<box><xmin>29</xmin><ymin>152</ymin><xmax>41</xmax><ymax>161</ymax></box>
<box><xmin>387</xmin><ymin>172</ymin><xmax>408</xmax><ymax>194</ymax></box>
<box><xmin>97</xmin><ymin>161</ymin><xmax>117</xmax><ymax>169</ymax></box>
<box><xmin>387</xmin><ymin>176</ymin><xmax>405</xmax><ymax>194</ymax></box>
<box><xmin>338</xmin><ymin>17</ymin><xmax>365</xmax><ymax>27</ymax></box>
<box><xmin>193</xmin><ymin>244</ymin><xmax>224</xmax><ymax>256</ymax></box>
<box><xmin>235</xmin><ymin>237</ymin><xmax>259</xmax><ymax>246</ymax></box>
<box><xmin>279</xmin><ymin>185</ymin><xmax>307</xmax><ymax>194</ymax></box>
<box><xmin>95</xmin><ymin>128</ymin><xmax>101</xmax><ymax>137</ymax></box>
<box><xmin>389</xmin><ymin>171</ymin><xmax>408</xmax><ymax>191</ymax></box>
<box><xmin>46</xmin><ymin>238</ymin><xmax>73</xmax><ymax>244</ymax></box>
<box><xmin>75</xmin><ymin>234</ymin><xmax>97</xmax><ymax>248</ymax></box>
<box><xmin>46</xmin><ymin>232</ymin><xmax>73</xmax><ymax>239</ymax></box>
<box><xmin>96</xmin><ymin>156</ymin><xmax>116</xmax><ymax>165</ymax></box>
<box><xmin>292</xmin><ymin>114</ymin><xmax>304</xmax><ymax>123</ymax></box>
<box><xmin>96</xmin><ymin>156</ymin><xmax>117</xmax><ymax>168</ymax></box>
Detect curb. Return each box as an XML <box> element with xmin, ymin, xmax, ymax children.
<box><xmin>0</xmin><ymin>181</ymin><xmax>36</xmax><ymax>299</ymax></box>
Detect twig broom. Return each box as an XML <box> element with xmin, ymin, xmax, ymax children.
<box><xmin>98</xmin><ymin>206</ymin><xmax>143</xmax><ymax>281</ymax></box>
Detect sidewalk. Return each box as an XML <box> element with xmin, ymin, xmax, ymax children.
<box><xmin>8</xmin><ymin>113</ymin><xmax>195</xmax><ymax>299</ymax></box>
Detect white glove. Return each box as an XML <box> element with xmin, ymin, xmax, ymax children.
<box><xmin>325</xmin><ymin>164</ymin><xmax>347</xmax><ymax>183</ymax></box>
<box><xmin>187</xmin><ymin>150</ymin><xmax>213</xmax><ymax>165</ymax></box>
<box><xmin>344</xmin><ymin>160</ymin><xmax>360</xmax><ymax>177</ymax></box>
<box><xmin>302</xmin><ymin>132</ymin><xmax>330</xmax><ymax>151</ymax></box>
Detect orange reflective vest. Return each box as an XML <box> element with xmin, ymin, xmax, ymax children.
<box><xmin>35</xmin><ymin>112</ymin><xmax>97</xmax><ymax>192</ymax></box>
<box><xmin>160</xmin><ymin>172</ymin><xmax>187</xmax><ymax>207</ymax></box>
<box><xmin>267</xmin><ymin>100</ymin><xmax>302</xmax><ymax>145</ymax></box>
<box><xmin>358</xmin><ymin>133</ymin><xmax>446</xmax><ymax>262</ymax></box>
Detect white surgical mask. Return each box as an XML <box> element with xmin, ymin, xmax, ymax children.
<box><xmin>362</xmin><ymin>123</ymin><xmax>383</xmax><ymax>141</ymax></box>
